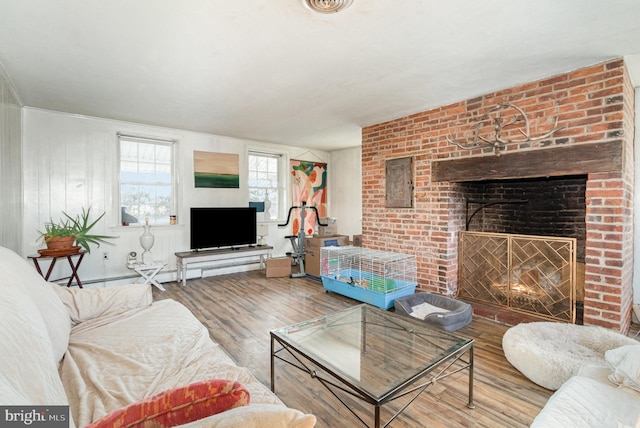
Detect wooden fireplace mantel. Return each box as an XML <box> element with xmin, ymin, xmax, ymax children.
<box><xmin>431</xmin><ymin>140</ymin><xmax>622</xmax><ymax>183</ymax></box>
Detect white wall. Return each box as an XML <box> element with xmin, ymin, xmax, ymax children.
<box><xmin>329</xmin><ymin>146</ymin><xmax>362</xmax><ymax>238</ymax></box>
<box><xmin>21</xmin><ymin>108</ymin><xmax>356</xmax><ymax>285</ymax></box>
<box><xmin>0</xmin><ymin>64</ymin><xmax>23</xmax><ymax>253</ymax></box>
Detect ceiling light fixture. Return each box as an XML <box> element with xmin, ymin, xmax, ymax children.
<box><xmin>302</xmin><ymin>0</ymin><xmax>353</xmax><ymax>13</ymax></box>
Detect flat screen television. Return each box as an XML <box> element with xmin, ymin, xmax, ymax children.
<box><xmin>190</xmin><ymin>207</ymin><xmax>257</xmax><ymax>250</ymax></box>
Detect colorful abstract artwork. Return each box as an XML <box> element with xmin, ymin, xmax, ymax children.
<box><xmin>194</xmin><ymin>151</ymin><xmax>239</xmax><ymax>188</ymax></box>
<box><xmin>290</xmin><ymin>160</ymin><xmax>327</xmax><ymax>235</ymax></box>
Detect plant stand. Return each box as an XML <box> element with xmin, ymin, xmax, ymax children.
<box><xmin>28</xmin><ymin>250</ymin><xmax>87</xmax><ymax>288</ymax></box>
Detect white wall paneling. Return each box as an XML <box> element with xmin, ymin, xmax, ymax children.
<box><xmin>0</xmin><ymin>66</ymin><xmax>23</xmax><ymax>252</ymax></box>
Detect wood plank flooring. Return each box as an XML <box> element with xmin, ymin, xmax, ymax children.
<box><xmin>153</xmin><ymin>270</ymin><xmax>554</xmax><ymax>427</ymax></box>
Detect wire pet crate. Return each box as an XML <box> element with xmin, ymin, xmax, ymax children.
<box><xmin>320</xmin><ymin>246</ymin><xmax>417</xmax><ymax>309</ymax></box>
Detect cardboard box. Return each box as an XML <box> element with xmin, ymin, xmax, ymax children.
<box><xmin>266</xmin><ymin>257</ymin><xmax>291</xmax><ymax>278</ymax></box>
<box><xmin>352</xmin><ymin>235</ymin><xmax>362</xmax><ymax>246</ymax></box>
<box><xmin>305</xmin><ymin>235</ymin><xmax>349</xmax><ymax>249</ymax></box>
<box><xmin>304</xmin><ymin>235</ymin><xmax>349</xmax><ymax>277</ymax></box>
<box><xmin>304</xmin><ymin>247</ymin><xmax>322</xmax><ymax>277</ymax></box>
<box><xmin>317</xmin><ymin>217</ymin><xmax>338</xmax><ymax>236</ymax></box>
<box><xmin>317</xmin><ymin>225</ymin><xmax>338</xmax><ymax>236</ymax></box>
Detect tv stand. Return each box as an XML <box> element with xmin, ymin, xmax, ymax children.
<box><xmin>175</xmin><ymin>246</ymin><xmax>272</xmax><ymax>287</ymax></box>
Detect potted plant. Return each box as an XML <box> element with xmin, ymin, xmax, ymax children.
<box><xmin>39</xmin><ymin>207</ymin><xmax>117</xmax><ymax>253</ymax></box>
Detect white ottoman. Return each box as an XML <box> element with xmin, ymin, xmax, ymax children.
<box><xmin>502</xmin><ymin>321</ymin><xmax>637</xmax><ymax>390</ymax></box>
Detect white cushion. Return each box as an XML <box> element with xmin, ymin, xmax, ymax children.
<box><xmin>0</xmin><ymin>247</ymin><xmax>70</xmax><ymax>407</ymax></box>
<box><xmin>606</xmin><ymin>345</ymin><xmax>640</xmax><ymax>393</ymax></box>
<box><xmin>410</xmin><ymin>301</ymin><xmax>451</xmax><ymax>319</ymax></box>
<box><xmin>177</xmin><ymin>404</ymin><xmax>317</xmax><ymax>428</ymax></box>
<box><xmin>0</xmin><ymin>246</ymin><xmax>71</xmax><ymax>362</ymax></box>
<box><xmin>531</xmin><ymin>375</ymin><xmax>640</xmax><ymax>428</ymax></box>
<box><xmin>50</xmin><ymin>282</ymin><xmax>152</xmax><ymax>325</ymax></box>
<box><xmin>617</xmin><ymin>415</ymin><xmax>640</xmax><ymax>428</ymax></box>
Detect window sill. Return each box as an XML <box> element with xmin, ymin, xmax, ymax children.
<box><xmin>110</xmin><ymin>224</ymin><xmax>184</xmax><ymax>232</ymax></box>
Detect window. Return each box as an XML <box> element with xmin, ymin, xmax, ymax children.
<box><xmin>118</xmin><ymin>134</ymin><xmax>176</xmax><ymax>225</ymax></box>
<box><xmin>248</xmin><ymin>152</ymin><xmax>283</xmax><ymax>221</ymax></box>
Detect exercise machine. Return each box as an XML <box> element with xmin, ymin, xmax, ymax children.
<box><xmin>278</xmin><ymin>201</ymin><xmax>327</xmax><ymax>278</ymax></box>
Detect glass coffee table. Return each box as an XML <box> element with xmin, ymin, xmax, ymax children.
<box><xmin>270</xmin><ymin>304</ymin><xmax>475</xmax><ymax>428</ymax></box>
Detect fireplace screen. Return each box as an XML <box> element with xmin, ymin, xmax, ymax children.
<box><xmin>458</xmin><ymin>232</ymin><xmax>576</xmax><ymax>323</ymax></box>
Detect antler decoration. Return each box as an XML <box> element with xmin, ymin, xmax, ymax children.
<box><xmin>446</xmin><ymin>102</ymin><xmax>563</xmax><ymax>155</ymax></box>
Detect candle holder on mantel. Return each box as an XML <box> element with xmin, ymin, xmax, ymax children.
<box><xmin>139</xmin><ymin>218</ymin><xmax>155</xmax><ymax>264</ymax></box>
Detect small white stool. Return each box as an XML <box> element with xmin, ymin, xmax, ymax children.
<box><xmin>127</xmin><ymin>262</ymin><xmax>167</xmax><ymax>291</ymax></box>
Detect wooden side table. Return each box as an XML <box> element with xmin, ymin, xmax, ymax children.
<box><xmin>28</xmin><ymin>250</ymin><xmax>86</xmax><ymax>288</ymax></box>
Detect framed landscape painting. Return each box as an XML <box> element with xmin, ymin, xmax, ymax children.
<box><xmin>194</xmin><ymin>151</ymin><xmax>240</xmax><ymax>188</ymax></box>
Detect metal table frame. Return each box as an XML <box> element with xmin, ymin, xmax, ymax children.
<box><xmin>270</xmin><ymin>306</ymin><xmax>474</xmax><ymax>428</ymax></box>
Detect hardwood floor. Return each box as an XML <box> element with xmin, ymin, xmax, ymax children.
<box><xmin>153</xmin><ymin>270</ymin><xmax>554</xmax><ymax>427</ymax></box>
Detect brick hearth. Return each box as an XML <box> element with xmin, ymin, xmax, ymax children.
<box><xmin>362</xmin><ymin>58</ymin><xmax>635</xmax><ymax>333</ymax></box>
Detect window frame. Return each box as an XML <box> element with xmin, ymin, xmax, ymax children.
<box><xmin>248</xmin><ymin>150</ymin><xmax>287</xmax><ymax>222</ymax></box>
<box><xmin>117</xmin><ymin>133</ymin><xmax>178</xmax><ymax>226</ymax></box>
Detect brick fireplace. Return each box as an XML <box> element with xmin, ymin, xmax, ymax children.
<box><xmin>361</xmin><ymin>58</ymin><xmax>635</xmax><ymax>333</ymax></box>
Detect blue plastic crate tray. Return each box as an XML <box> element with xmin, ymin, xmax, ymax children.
<box><xmin>321</xmin><ymin>269</ymin><xmax>416</xmax><ymax>310</ymax></box>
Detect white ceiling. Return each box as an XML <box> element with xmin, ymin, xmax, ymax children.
<box><xmin>1</xmin><ymin>0</ymin><xmax>639</xmax><ymax>151</ymax></box>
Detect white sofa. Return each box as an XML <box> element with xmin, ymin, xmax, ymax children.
<box><xmin>531</xmin><ymin>344</ymin><xmax>640</xmax><ymax>427</ymax></box>
<box><xmin>0</xmin><ymin>245</ymin><xmax>316</xmax><ymax>428</ymax></box>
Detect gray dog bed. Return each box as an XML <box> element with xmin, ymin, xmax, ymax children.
<box><xmin>394</xmin><ymin>292</ymin><xmax>473</xmax><ymax>331</ymax></box>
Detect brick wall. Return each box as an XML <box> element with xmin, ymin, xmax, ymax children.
<box><xmin>361</xmin><ymin>58</ymin><xmax>635</xmax><ymax>332</ymax></box>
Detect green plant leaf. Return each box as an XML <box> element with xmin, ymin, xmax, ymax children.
<box><xmin>38</xmin><ymin>206</ymin><xmax>117</xmax><ymax>253</ymax></box>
